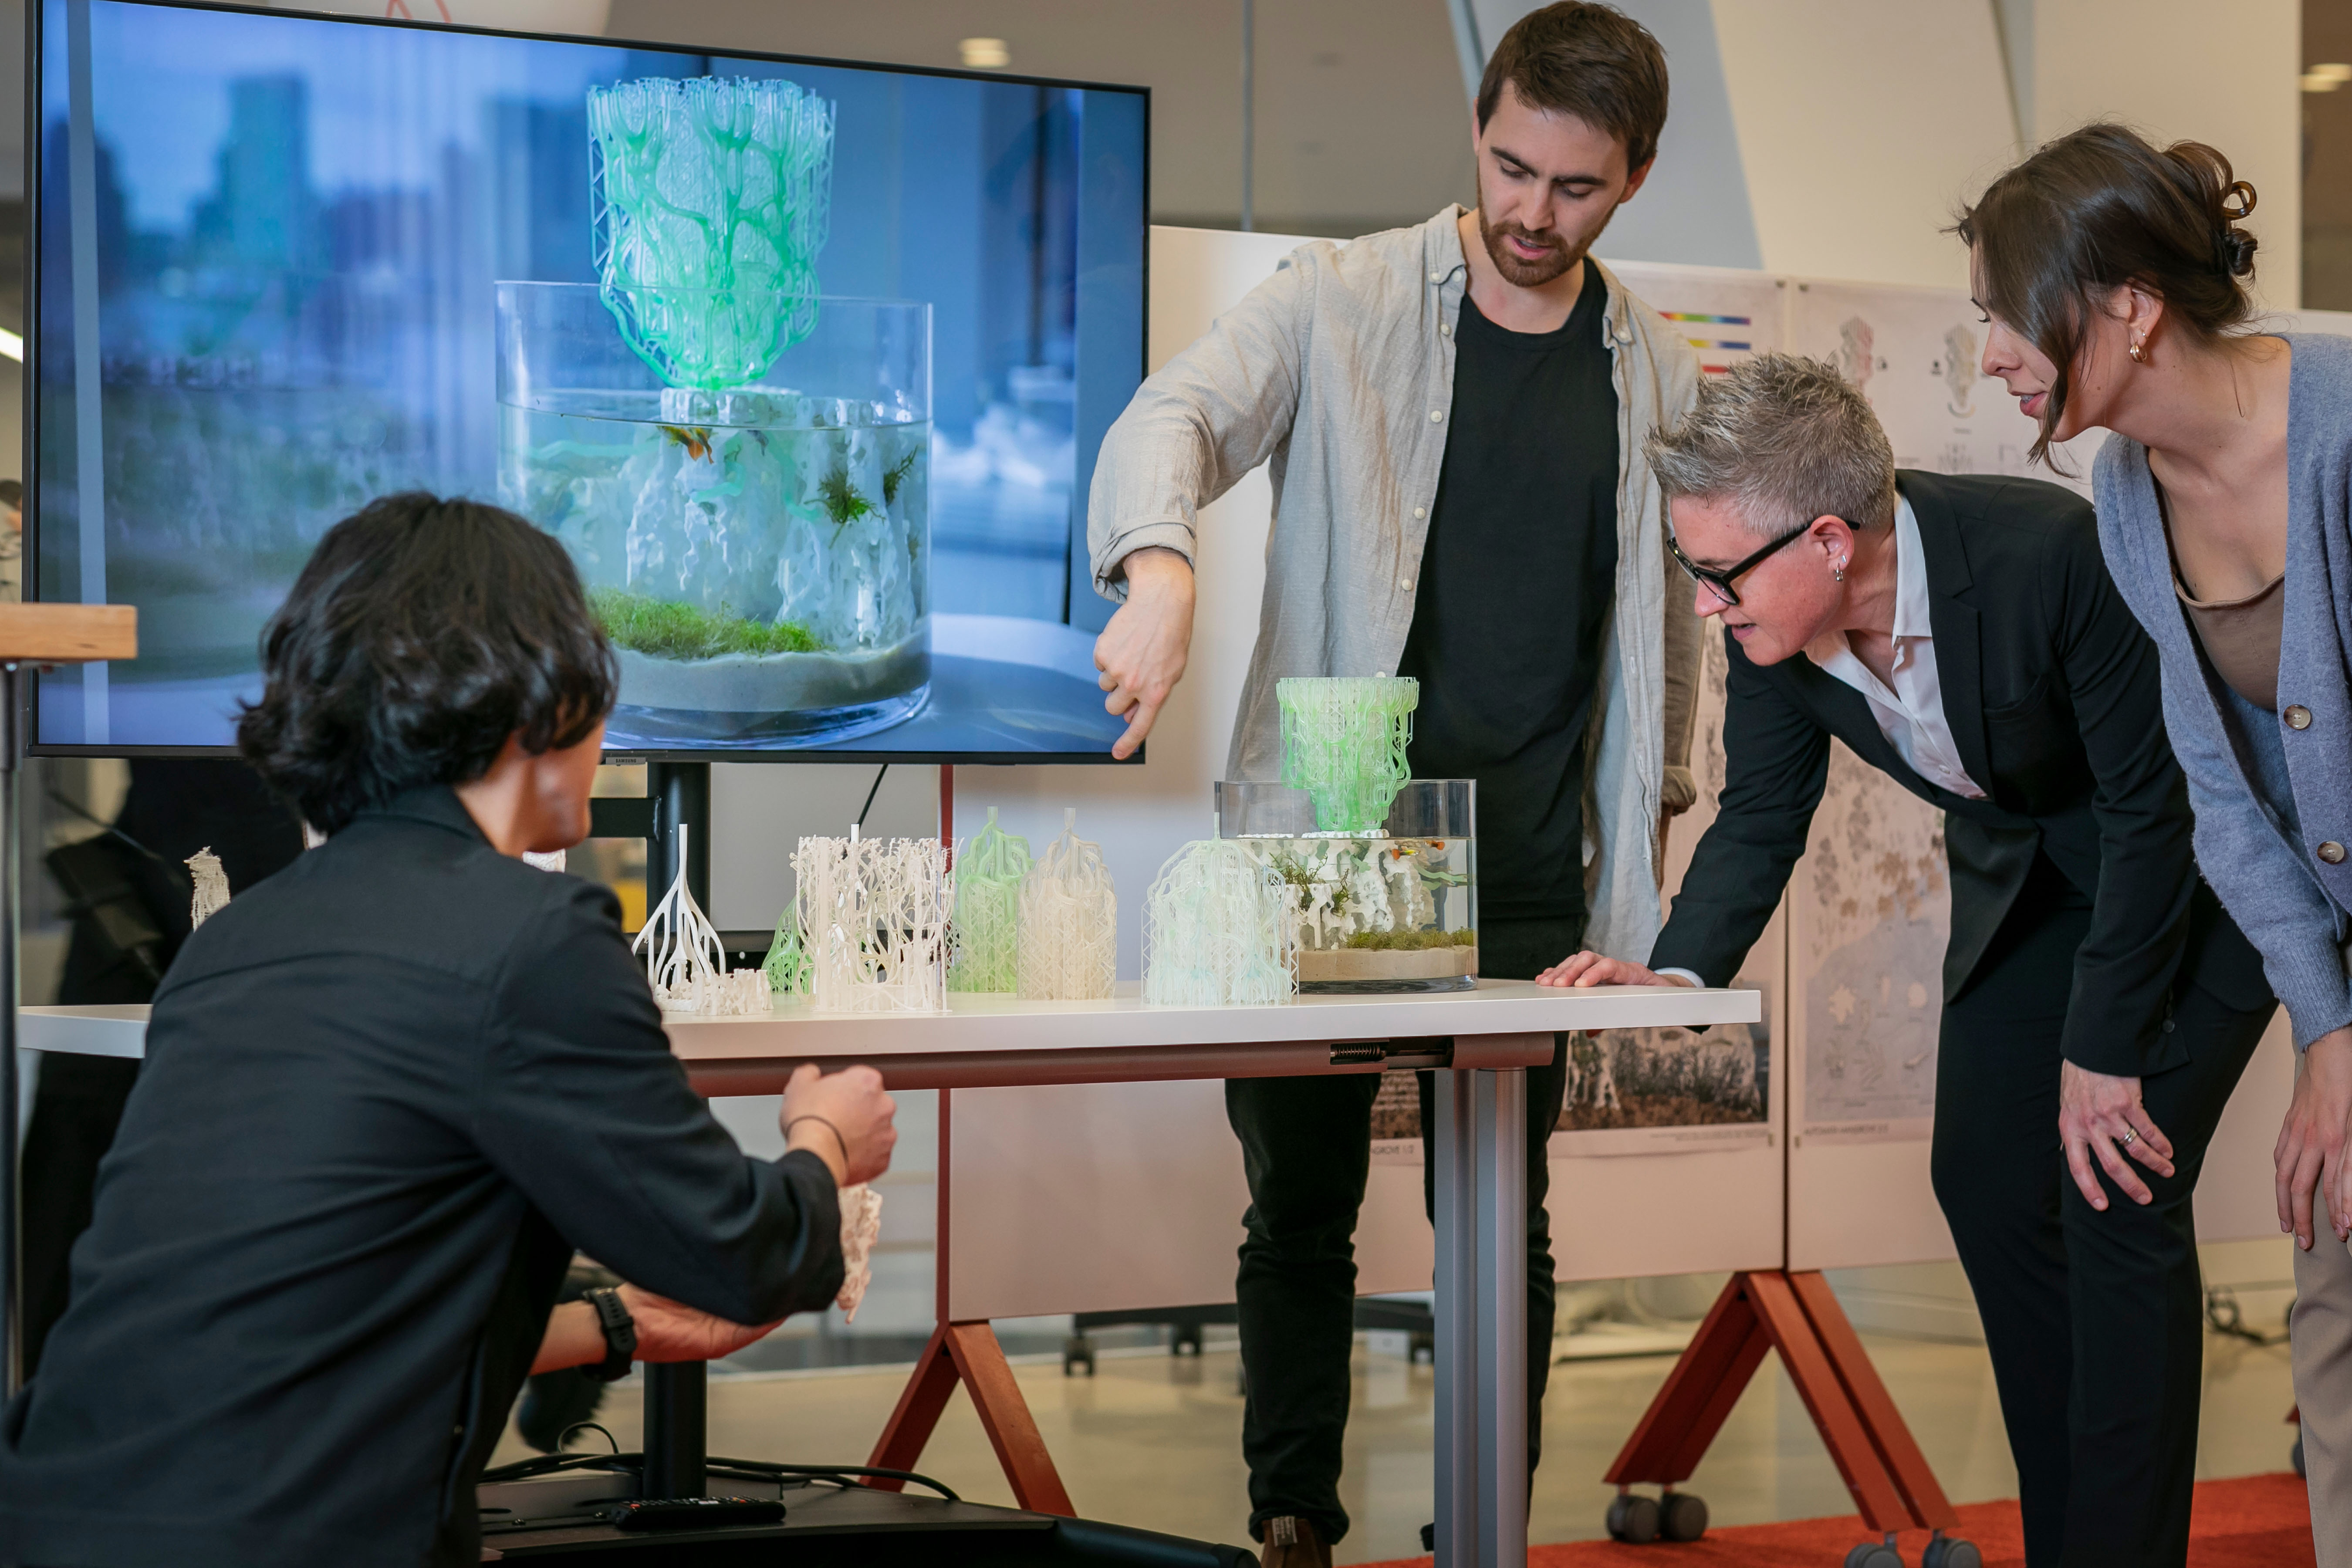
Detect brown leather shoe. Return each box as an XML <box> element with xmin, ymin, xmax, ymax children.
<box><xmin>1258</xmin><ymin>1515</ymin><xmax>1332</xmax><ymax>1568</ymax></box>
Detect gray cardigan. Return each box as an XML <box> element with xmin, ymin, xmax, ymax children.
<box><xmin>2092</xmin><ymin>331</ymin><xmax>2352</xmax><ymax>1047</ymax></box>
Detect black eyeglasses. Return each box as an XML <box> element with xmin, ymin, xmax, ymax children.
<box><xmin>1666</xmin><ymin>520</ymin><xmax>1823</xmax><ymax>608</ymax></box>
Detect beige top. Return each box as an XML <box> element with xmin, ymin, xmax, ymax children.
<box><xmin>2174</xmin><ymin>567</ymin><xmax>2284</xmax><ymax>712</ymax></box>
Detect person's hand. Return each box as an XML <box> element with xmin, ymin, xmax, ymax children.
<box><xmin>1093</xmin><ymin>547</ymin><xmax>1196</xmax><ymax>760</ymax></box>
<box><xmin>2278</xmin><ymin>1028</ymin><xmax>2352</xmax><ymax>1249</ymax></box>
<box><xmin>1534</xmin><ymin>952</ymin><xmax>1693</xmax><ymax>989</ymax></box>
<box><xmin>620</xmin><ymin>1283</ymin><xmax>784</xmax><ymax>1364</ymax></box>
<box><xmin>2060</xmin><ymin>1060</ymin><xmax>2173</xmax><ymax>1211</ymax></box>
<box><xmin>780</xmin><ymin>1062</ymin><xmax>897</xmax><ymax>1186</ymax></box>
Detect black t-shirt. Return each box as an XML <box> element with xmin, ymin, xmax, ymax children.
<box><xmin>1396</xmin><ymin>261</ymin><xmax>1619</xmax><ymax>927</ymax></box>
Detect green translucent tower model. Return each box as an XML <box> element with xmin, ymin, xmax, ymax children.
<box><xmin>761</xmin><ymin>906</ymin><xmax>810</xmax><ymax>997</ymax></box>
<box><xmin>587</xmin><ymin>74</ymin><xmax>836</xmax><ymax>390</ymax></box>
<box><xmin>1276</xmin><ymin>676</ymin><xmax>1420</xmax><ymax>833</ymax></box>
<box><xmin>948</xmin><ymin>807</ymin><xmax>1031</xmax><ymax>993</ymax></box>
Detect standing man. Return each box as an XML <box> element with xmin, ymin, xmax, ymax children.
<box><xmin>1086</xmin><ymin>7</ymin><xmax>1700</xmax><ymax>1561</ymax></box>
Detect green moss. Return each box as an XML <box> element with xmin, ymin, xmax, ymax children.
<box><xmin>1342</xmin><ymin>927</ymin><xmax>1478</xmax><ymax>951</ymax></box>
<box><xmin>591</xmin><ymin>588</ymin><xmax>826</xmax><ymax>660</ymax></box>
<box><xmin>883</xmin><ymin>449</ymin><xmax>918</xmax><ymax>507</ymax></box>
<box><xmin>818</xmin><ymin>465</ymin><xmax>874</xmax><ymax>529</ymax></box>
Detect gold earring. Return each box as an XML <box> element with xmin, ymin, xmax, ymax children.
<box><xmin>2129</xmin><ymin>337</ymin><xmax>2147</xmax><ymax>363</ymax></box>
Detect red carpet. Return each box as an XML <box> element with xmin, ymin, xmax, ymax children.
<box><xmin>1356</xmin><ymin>1473</ymin><xmax>2314</xmax><ymax>1567</ymax></box>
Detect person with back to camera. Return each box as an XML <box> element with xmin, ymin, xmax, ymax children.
<box><xmin>1086</xmin><ymin>5</ymin><xmax>1701</xmax><ymax>1560</ymax></box>
<box><xmin>1959</xmin><ymin>122</ymin><xmax>2352</xmax><ymax>1563</ymax></box>
<box><xmin>1540</xmin><ymin>353</ymin><xmax>2275</xmax><ymax>1568</ymax></box>
<box><xmin>0</xmin><ymin>492</ymin><xmax>898</xmax><ymax>1568</ymax></box>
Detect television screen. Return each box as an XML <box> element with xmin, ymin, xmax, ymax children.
<box><xmin>31</xmin><ymin>0</ymin><xmax>1148</xmax><ymax>759</ymax></box>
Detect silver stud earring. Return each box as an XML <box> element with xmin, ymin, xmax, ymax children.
<box><xmin>1833</xmin><ymin>562</ymin><xmax>1847</xmax><ymax>583</ymax></box>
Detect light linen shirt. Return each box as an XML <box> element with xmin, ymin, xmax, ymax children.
<box><xmin>1808</xmin><ymin>495</ymin><xmax>1987</xmax><ymax>801</ymax></box>
<box><xmin>1086</xmin><ymin>209</ymin><xmax>1704</xmax><ymax>958</ymax></box>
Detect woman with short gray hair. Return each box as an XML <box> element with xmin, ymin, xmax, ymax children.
<box><xmin>1542</xmin><ymin>352</ymin><xmax>2273</xmax><ymax>1568</ymax></box>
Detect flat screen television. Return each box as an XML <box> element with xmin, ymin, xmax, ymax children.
<box><xmin>30</xmin><ymin>0</ymin><xmax>1148</xmax><ymax>759</ymax></box>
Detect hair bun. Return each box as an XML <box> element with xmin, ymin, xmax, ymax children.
<box><xmin>2218</xmin><ymin>224</ymin><xmax>2259</xmax><ymax>277</ymax></box>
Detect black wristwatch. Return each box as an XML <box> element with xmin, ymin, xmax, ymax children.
<box><xmin>582</xmin><ymin>1287</ymin><xmax>637</xmax><ymax>1383</ymax></box>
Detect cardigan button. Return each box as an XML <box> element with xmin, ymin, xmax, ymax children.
<box><xmin>2322</xmin><ymin>841</ymin><xmax>2348</xmax><ymax>865</ymax></box>
<box><xmin>2287</xmin><ymin>704</ymin><xmax>2313</xmax><ymax>730</ymax></box>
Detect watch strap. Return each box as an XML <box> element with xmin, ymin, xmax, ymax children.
<box><xmin>582</xmin><ymin>1287</ymin><xmax>637</xmax><ymax>1383</ymax></box>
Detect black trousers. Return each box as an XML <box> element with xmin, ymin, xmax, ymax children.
<box><xmin>1223</xmin><ymin>916</ymin><xmax>1577</xmax><ymax>1546</ymax></box>
<box><xmin>1931</xmin><ymin>859</ymin><xmax>2271</xmax><ymax>1568</ymax></box>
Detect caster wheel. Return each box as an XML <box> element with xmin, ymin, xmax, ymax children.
<box><xmin>1173</xmin><ymin>1325</ymin><xmax>1204</xmax><ymax>1357</ymax></box>
<box><xmin>1419</xmin><ymin>1522</ymin><xmax>1436</xmax><ymax>1552</ymax></box>
<box><xmin>1658</xmin><ymin>1492</ymin><xmax>1707</xmax><ymax>1542</ymax></box>
<box><xmin>2295</xmin><ymin>1433</ymin><xmax>2308</xmax><ymax>1478</ymax></box>
<box><xmin>1844</xmin><ymin>1544</ymin><xmax>1903</xmax><ymax>1568</ymax></box>
<box><xmin>1061</xmin><ymin>1336</ymin><xmax>1096</xmax><ymax>1376</ymax></box>
<box><xmin>1409</xmin><ymin>1331</ymin><xmax>1435</xmax><ymax>1364</ymax></box>
<box><xmin>1923</xmin><ymin>1537</ymin><xmax>1984</xmax><ymax>1568</ymax></box>
<box><xmin>1605</xmin><ymin>1493</ymin><xmax>1661</xmax><ymax>1544</ymax></box>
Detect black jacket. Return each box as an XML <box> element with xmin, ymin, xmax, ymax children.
<box><xmin>1651</xmin><ymin>470</ymin><xmax>2268</xmax><ymax>1076</ymax></box>
<box><xmin>0</xmin><ymin>786</ymin><xmax>842</xmax><ymax>1568</ymax></box>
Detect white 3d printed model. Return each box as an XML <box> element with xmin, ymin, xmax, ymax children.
<box><xmin>632</xmin><ymin>825</ymin><xmax>771</xmax><ymax>1016</ymax></box>
<box><xmin>187</xmin><ymin>848</ymin><xmax>230</xmax><ymax>929</ymax></box>
<box><xmin>835</xmin><ymin>1183</ymin><xmax>884</xmax><ymax>1322</ymax></box>
<box><xmin>793</xmin><ymin>826</ymin><xmax>953</xmax><ymax>1013</ymax></box>
<box><xmin>948</xmin><ymin>807</ymin><xmax>1029</xmax><ymax>994</ymax></box>
<box><xmin>1141</xmin><ymin>838</ymin><xmax>1297</xmax><ymax>1007</ymax></box>
<box><xmin>1017</xmin><ymin>808</ymin><xmax>1117</xmax><ymax>1001</ymax></box>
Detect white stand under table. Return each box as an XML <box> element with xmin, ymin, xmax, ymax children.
<box><xmin>20</xmin><ymin>979</ymin><xmax>1756</xmax><ymax>1568</ymax></box>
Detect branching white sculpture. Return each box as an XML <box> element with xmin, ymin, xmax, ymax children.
<box><xmin>1017</xmin><ymin>809</ymin><xmax>1117</xmax><ymax>1001</ymax></box>
<box><xmin>1141</xmin><ymin>838</ymin><xmax>1297</xmax><ymax>1007</ymax></box>
<box><xmin>793</xmin><ymin>826</ymin><xmax>954</xmax><ymax>1013</ymax></box>
<box><xmin>835</xmin><ymin>1183</ymin><xmax>884</xmax><ymax>1322</ymax></box>
<box><xmin>632</xmin><ymin>825</ymin><xmax>770</xmax><ymax>1015</ymax></box>
<box><xmin>948</xmin><ymin>808</ymin><xmax>1029</xmax><ymax>994</ymax></box>
<box><xmin>187</xmin><ymin>848</ymin><xmax>230</xmax><ymax>930</ymax></box>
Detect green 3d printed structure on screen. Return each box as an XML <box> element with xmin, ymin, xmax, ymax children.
<box><xmin>587</xmin><ymin>75</ymin><xmax>836</xmax><ymax>390</ymax></box>
<box><xmin>1276</xmin><ymin>676</ymin><xmax>1419</xmax><ymax>833</ymax></box>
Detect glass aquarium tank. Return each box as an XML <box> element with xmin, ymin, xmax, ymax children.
<box><xmin>1215</xmin><ymin>779</ymin><xmax>1477</xmax><ymax>993</ymax></box>
<box><xmin>497</xmin><ymin>284</ymin><xmax>932</xmax><ymax>746</ymax></box>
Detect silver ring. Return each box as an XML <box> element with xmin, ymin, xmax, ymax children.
<box><xmin>2118</xmin><ymin>1128</ymin><xmax>2138</xmax><ymax>1148</ymax></box>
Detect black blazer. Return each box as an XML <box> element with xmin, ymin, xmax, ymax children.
<box><xmin>1652</xmin><ymin>470</ymin><xmax>2266</xmax><ymax>1076</ymax></box>
<box><xmin>0</xmin><ymin>787</ymin><xmax>843</xmax><ymax>1568</ymax></box>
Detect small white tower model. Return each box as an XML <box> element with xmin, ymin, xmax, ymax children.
<box><xmin>1016</xmin><ymin>809</ymin><xmax>1117</xmax><ymax>1001</ymax></box>
<box><xmin>186</xmin><ymin>848</ymin><xmax>230</xmax><ymax>929</ymax></box>
<box><xmin>792</xmin><ymin>825</ymin><xmax>953</xmax><ymax>1013</ymax></box>
<box><xmin>632</xmin><ymin>826</ymin><xmax>769</xmax><ymax>1015</ymax></box>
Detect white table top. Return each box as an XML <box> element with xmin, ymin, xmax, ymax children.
<box><xmin>17</xmin><ymin>982</ymin><xmax>1756</xmax><ymax>1065</ymax></box>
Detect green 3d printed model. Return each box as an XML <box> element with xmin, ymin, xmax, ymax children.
<box><xmin>1276</xmin><ymin>676</ymin><xmax>1419</xmax><ymax>833</ymax></box>
<box><xmin>948</xmin><ymin>807</ymin><xmax>1030</xmax><ymax>994</ymax></box>
<box><xmin>587</xmin><ymin>75</ymin><xmax>836</xmax><ymax>390</ymax></box>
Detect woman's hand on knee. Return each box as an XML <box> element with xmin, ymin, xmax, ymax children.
<box><xmin>2059</xmin><ymin>1060</ymin><xmax>2171</xmax><ymax>1211</ymax></box>
<box><xmin>2277</xmin><ymin>1029</ymin><xmax>2352</xmax><ymax>1249</ymax></box>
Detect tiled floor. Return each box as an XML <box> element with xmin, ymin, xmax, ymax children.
<box><xmin>492</xmin><ymin>1284</ymin><xmax>2301</xmax><ymax>1566</ymax></box>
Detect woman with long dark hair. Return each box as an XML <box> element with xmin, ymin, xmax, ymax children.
<box><xmin>1960</xmin><ymin>122</ymin><xmax>2352</xmax><ymax>1560</ymax></box>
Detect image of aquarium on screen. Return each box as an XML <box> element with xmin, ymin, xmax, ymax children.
<box><xmin>33</xmin><ymin>0</ymin><xmax>1147</xmax><ymax>757</ymax></box>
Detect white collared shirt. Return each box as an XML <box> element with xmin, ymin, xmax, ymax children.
<box><xmin>1807</xmin><ymin>495</ymin><xmax>1987</xmax><ymax>801</ymax></box>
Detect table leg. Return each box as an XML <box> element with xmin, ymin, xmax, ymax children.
<box><xmin>1433</xmin><ymin>1067</ymin><xmax>1527</xmax><ymax>1568</ymax></box>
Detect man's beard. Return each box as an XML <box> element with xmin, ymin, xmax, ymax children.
<box><xmin>1477</xmin><ymin>201</ymin><xmax>1588</xmax><ymax>288</ymax></box>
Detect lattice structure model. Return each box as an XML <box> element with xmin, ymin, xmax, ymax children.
<box><xmin>948</xmin><ymin>808</ymin><xmax>1030</xmax><ymax>994</ymax></box>
<box><xmin>587</xmin><ymin>75</ymin><xmax>836</xmax><ymax>390</ymax></box>
<box><xmin>792</xmin><ymin>826</ymin><xmax>953</xmax><ymax>1014</ymax></box>
<box><xmin>1256</xmin><ymin>835</ymin><xmax>1436</xmax><ymax>950</ymax></box>
<box><xmin>835</xmin><ymin>1183</ymin><xmax>884</xmax><ymax>1322</ymax></box>
<box><xmin>186</xmin><ymin>848</ymin><xmax>230</xmax><ymax>930</ymax></box>
<box><xmin>1140</xmin><ymin>838</ymin><xmax>1297</xmax><ymax>1007</ymax></box>
<box><xmin>632</xmin><ymin>825</ymin><xmax>771</xmax><ymax>1016</ymax></box>
<box><xmin>1016</xmin><ymin>809</ymin><xmax>1117</xmax><ymax>1001</ymax></box>
<box><xmin>1275</xmin><ymin>676</ymin><xmax>1419</xmax><ymax>833</ymax></box>
<box><xmin>761</xmin><ymin>909</ymin><xmax>811</xmax><ymax>997</ymax></box>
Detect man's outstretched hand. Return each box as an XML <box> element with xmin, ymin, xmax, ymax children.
<box><xmin>1534</xmin><ymin>952</ymin><xmax>1693</xmax><ymax>989</ymax></box>
<box><xmin>1094</xmin><ymin>547</ymin><xmax>1196</xmax><ymax>760</ymax></box>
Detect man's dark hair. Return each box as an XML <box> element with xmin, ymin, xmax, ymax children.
<box><xmin>1475</xmin><ymin>2</ymin><xmax>1669</xmax><ymax>171</ymax></box>
<box><xmin>237</xmin><ymin>493</ymin><xmax>617</xmax><ymax>835</ymax></box>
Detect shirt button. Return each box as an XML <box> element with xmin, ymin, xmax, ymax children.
<box><xmin>1429</xmin><ymin>270</ymin><xmax>1441</xmax><ymax>282</ymax></box>
<box><xmin>1399</xmin><ymin>578</ymin><xmax>1414</xmax><ymax>591</ymax></box>
<box><xmin>1442</xmin><ymin>324</ymin><xmax>1452</xmax><ymax>336</ymax></box>
<box><xmin>2322</xmin><ymin>841</ymin><xmax>2348</xmax><ymax>865</ymax></box>
<box><xmin>1429</xmin><ymin>409</ymin><xmax>1443</xmax><ymax>422</ymax></box>
<box><xmin>2287</xmin><ymin>704</ymin><xmax>2313</xmax><ymax>730</ymax></box>
<box><xmin>1413</xmin><ymin>506</ymin><xmax>1427</xmax><ymax>519</ymax></box>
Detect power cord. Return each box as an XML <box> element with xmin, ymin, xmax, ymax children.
<box><xmin>855</xmin><ymin>764</ymin><xmax>889</xmax><ymax>828</ymax></box>
<box><xmin>2205</xmin><ymin>1284</ymin><xmax>2292</xmax><ymax>1347</ymax></box>
<box><xmin>476</xmin><ymin>1448</ymin><xmax>960</xmax><ymax>1503</ymax></box>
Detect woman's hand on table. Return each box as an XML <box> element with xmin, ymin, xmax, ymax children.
<box><xmin>2059</xmin><ymin>1060</ymin><xmax>2173</xmax><ymax>1211</ymax></box>
<box><xmin>1533</xmin><ymin>952</ymin><xmax>1692</xmax><ymax>989</ymax></box>
<box><xmin>780</xmin><ymin>1062</ymin><xmax>898</xmax><ymax>1187</ymax></box>
<box><xmin>2278</xmin><ymin>1028</ymin><xmax>2352</xmax><ymax>1248</ymax></box>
